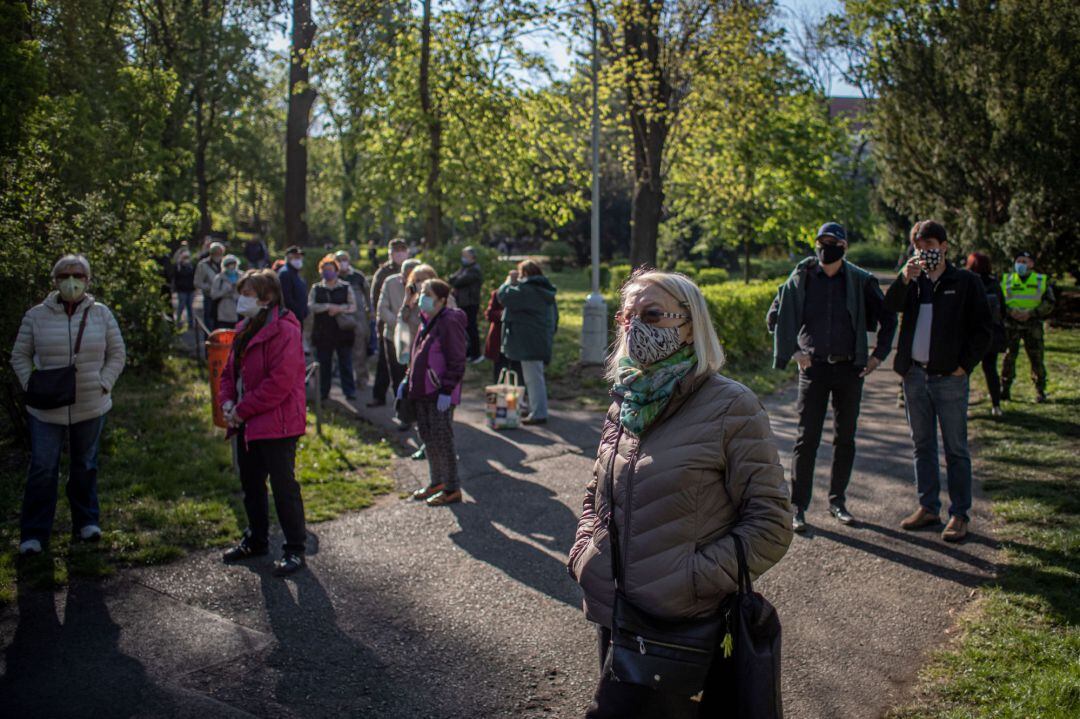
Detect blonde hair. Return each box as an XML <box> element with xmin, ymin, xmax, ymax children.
<box><xmin>406</xmin><ymin>263</ymin><xmax>438</xmax><ymax>289</ymax></box>
<box><xmin>606</xmin><ymin>270</ymin><xmax>725</xmax><ymax>383</ymax></box>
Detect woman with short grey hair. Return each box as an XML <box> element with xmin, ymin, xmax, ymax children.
<box><xmin>10</xmin><ymin>255</ymin><xmax>126</xmax><ymax>555</ymax></box>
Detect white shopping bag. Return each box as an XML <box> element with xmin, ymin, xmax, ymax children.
<box><xmin>485</xmin><ymin>369</ymin><xmax>522</xmax><ymax>430</ymax></box>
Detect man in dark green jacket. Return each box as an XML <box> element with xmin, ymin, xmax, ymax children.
<box><xmin>767</xmin><ymin>222</ymin><xmax>896</xmax><ymax>532</ymax></box>
<box><xmin>498</xmin><ymin>260</ymin><xmax>558</xmax><ymax>425</ymax></box>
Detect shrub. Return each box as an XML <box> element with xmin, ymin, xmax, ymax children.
<box><xmin>608</xmin><ymin>263</ymin><xmax>633</xmax><ymax>293</ymax></box>
<box><xmin>673</xmin><ymin>260</ymin><xmax>698</xmax><ymax>278</ymax></box>
<box><xmin>416</xmin><ymin>242</ymin><xmax>513</xmax><ymax>301</ymax></box>
<box><xmin>696</xmin><ymin>267</ymin><xmax>730</xmax><ymax>285</ymax></box>
<box><xmin>846</xmin><ymin>242</ymin><xmax>901</xmax><ymax>269</ymax></box>
<box><xmin>540</xmin><ymin>240</ymin><xmax>575</xmax><ymax>272</ymax></box>
<box><xmin>586</xmin><ymin>264</ymin><xmax>612</xmax><ymax>291</ymax></box>
<box><xmin>700</xmin><ymin>281</ymin><xmax>778</xmax><ymax>365</ymax></box>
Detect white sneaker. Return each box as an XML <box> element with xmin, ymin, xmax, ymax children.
<box><xmin>991</xmin><ymin>406</ymin><xmax>1004</xmax><ymax>418</ymax></box>
<box><xmin>469</xmin><ymin>356</ymin><xmax>486</xmax><ymax>365</ymax></box>
<box><xmin>19</xmin><ymin>539</ymin><xmax>42</xmax><ymax>555</ymax></box>
<box><xmin>79</xmin><ymin>525</ymin><xmax>103</xmax><ymax>542</ymax></box>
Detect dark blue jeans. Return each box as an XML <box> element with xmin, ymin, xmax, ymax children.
<box><xmin>317</xmin><ymin>345</ymin><xmax>356</xmax><ymax>399</ymax></box>
<box><xmin>22</xmin><ymin>414</ymin><xmax>106</xmax><ymax>544</ymax></box>
<box><xmin>902</xmin><ymin>366</ymin><xmax>972</xmax><ymax>520</ymax></box>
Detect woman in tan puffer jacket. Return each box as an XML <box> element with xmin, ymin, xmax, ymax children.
<box><xmin>10</xmin><ymin>255</ymin><xmax>126</xmax><ymax>556</ymax></box>
<box><xmin>567</xmin><ymin>270</ymin><xmax>792</xmax><ymax>718</ymax></box>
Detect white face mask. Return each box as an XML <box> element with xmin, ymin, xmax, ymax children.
<box><xmin>391</xmin><ymin>251</ymin><xmax>408</xmax><ymax>265</ymax></box>
<box><xmin>236</xmin><ymin>295</ymin><xmax>265</xmax><ymax>318</ymax></box>
<box><xmin>338</xmin><ymin>260</ymin><xmax>350</xmax><ymax>272</ymax></box>
<box><xmin>289</xmin><ymin>258</ymin><xmax>303</xmax><ymax>270</ymax></box>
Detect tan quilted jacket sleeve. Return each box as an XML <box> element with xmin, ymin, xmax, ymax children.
<box><xmin>693</xmin><ymin>390</ymin><xmax>793</xmax><ymax>597</ymax></box>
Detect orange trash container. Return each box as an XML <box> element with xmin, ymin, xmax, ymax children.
<box><xmin>206</xmin><ymin>328</ymin><xmax>237</xmax><ymax>428</ymax></box>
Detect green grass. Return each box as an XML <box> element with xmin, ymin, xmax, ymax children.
<box><xmin>888</xmin><ymin>326</ymin><xmax>1080</xmax><ymax>719</ymax></box>
<box><xmin>0</xmin><ymin>357</ymin><xmax>394</xmax><ymax>602</ymax></box>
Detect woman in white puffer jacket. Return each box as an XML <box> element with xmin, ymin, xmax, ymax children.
<box><xmin>10</xmin><ymin>254</ymin><xmax>126</xmax><ymax>556</ymax></box>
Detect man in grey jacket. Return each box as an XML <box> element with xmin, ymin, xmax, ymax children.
<box><xmin>194</xmin><ymin>241</ymin><xmax>224</xmax><ymax>334</ymax></box>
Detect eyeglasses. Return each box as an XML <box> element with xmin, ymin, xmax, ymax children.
<box><xmin>616</xmin><ymin>308</ymin><xmax>691</xmax><ymax>325</ymax></box>
<box><xmin>56</xmin><ymin>273</ymin><xmax>87</xmax><ymax>281</ymax></box>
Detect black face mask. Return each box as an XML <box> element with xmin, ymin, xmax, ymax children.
<box><xmin>817</xmin><ymin>243</ymin><xmax>845</xmax><ymax>265</ymax></box>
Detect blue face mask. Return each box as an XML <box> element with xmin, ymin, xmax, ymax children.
<box><xmin>460</xmin><ymin>257</ymin><xmax>472</xmax><ymax>266</ymax></box>
<box><xmin>225</xmin><ymin>268</ymin><xmax>239</xmax><ymax>281</ymax></box>
<box><xmin>1015</xmin><ymin>262</ymin><xmax>1030</xmax><ymax>276</ymax></box>
<box><xmin>418</xmin><ymin>294</ymin><xmax>436</xmax><ymax>315</ymax></box>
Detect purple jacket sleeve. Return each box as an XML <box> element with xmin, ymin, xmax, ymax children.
<box><xmin>437</xmin><ymin>312</ymin><xmax>468</xmax><ymax>395</ymax></box>
<box><xmin>236</xmin><ymin>323</ymin><xmax>305</xmax><ymax>421</ymax></box>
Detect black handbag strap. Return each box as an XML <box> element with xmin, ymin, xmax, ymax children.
<box><xmin>604</xmin><ymin>423</ymin><xmax>626</xmax><ymax>586</ymax></box>
<box><xmin>72</xmin><ymin>304</ymin><xmax>92</xmax><ymax>359</ymax></box>
<box><xmin>732</xmin><ymin>533</ymin><xmax>752</xmax><ymax>595</ymax></box>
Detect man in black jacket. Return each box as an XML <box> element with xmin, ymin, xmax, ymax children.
<box><xmin>449</xmin><ymin>246</ymin><xmax>484</xmax><ymax>363</ymax></box>
<box><xmin>884</xmin><ymin>220</ymin><xmax>992</xmax><ymax>543</ymax></box>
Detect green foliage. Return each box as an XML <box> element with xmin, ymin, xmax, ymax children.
<box><xmin>696</xmin><ymin>267</ymin><xmax>730</xmax><ymax>285</ymax></box>
<box><xmin>541</xmin><ymin>240</ymin><xmax>575</xmax><ymax>272</ymax></box>
<box><xmin>845</xmin><ymin>242</ymin><xmax>901</xmax><ymax>270</ymax></box>
<box><xmin>608</xmin><ymin>263</ymin><xmax>634</xmax><ymax>293</ymax></box>
<box><xmin>417</xmin><ymin>242</ymin><xmax>512</xmax><ymax>301</ymax></box>
<box><xmin>700</xmin><ymin>281</ymin><xmax>777</xmax><ymax>364</ymax></box>
<box><xmin>0</xmin><ymin>358</ymin><xmax>394</xmax><ymax>600</ymax></box>
<box><xmin>673</xmin><ymin>261</ymin><xmax>699</xmax><ymax>279</ymax></box>
<box><xmin>834</xmin><ymin>0</ymin><xmax>1080</xmax><ymax>270</ymax></box>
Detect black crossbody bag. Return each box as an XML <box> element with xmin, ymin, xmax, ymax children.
<box><xmin>25</xmin><ymin>305</ymin><xmax>91</xmax><ymax>410</ymax></box>
<box><xmin>604</xmin><ymin>427</ymin><xmax>725</xmax><ymax>696</ymax></box>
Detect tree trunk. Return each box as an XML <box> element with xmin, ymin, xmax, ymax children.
<box><xmin>285</xmin><ymin>0</ymin><xmax>316</xmax><ymax>249</ymax></box>
<box><xmin>194</xmin><ymin>90</ymin><xmax>211</xmax><ymax>237</ymax></box>
<box><xmin>419</xmin><ymin>0</ymin><xmax>441</xmax><ymax>247</ymax></box>
<box><xmin>624</xmin><ymin>1</ymin><xmax>667</xmax><ymax>269</ymax></box>
<box><xmin>341</xmin><ymin>151</ymin><xmax>359</xmax><ymax>247</ymax></box>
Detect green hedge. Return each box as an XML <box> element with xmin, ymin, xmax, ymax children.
<box><xmin>846</xmin><ymin>242</ymin><xmax>901</xmax><ymax>269</ymax></box>
<box><xmin>696</xmin><ymin>267</ymin><xmax>730</xmax><ymax>285</ymax></box>
<box><xmin>701</xmin><ymin>281</ymin><xmax>777</xmax><ymax>365</ymax></box>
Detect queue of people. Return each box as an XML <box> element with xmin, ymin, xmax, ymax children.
<box><xmin>8</xmin><ymin>228</ymin><xmax>1060</xmax><ymax>714</ymax></box>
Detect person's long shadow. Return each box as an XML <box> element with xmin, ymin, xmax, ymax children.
<box><xmin>448</xmin><ymin>472</ymin><xmax>583</xmax><ymax>610</ymax></box>
<box><xmin>0</xmin><ymin>570</ymin><xmax>161</xmax><ymax>717</ymax></box>
<box><xmin>255</xmin><ymin>568</ymin><xmax>404</xmax><ymax>717</ymax></box>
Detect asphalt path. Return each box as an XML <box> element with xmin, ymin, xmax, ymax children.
<box><xmin>0</xmin><ymin>358</ymin><xmax>999</xmax><ymax>718</ymax></box>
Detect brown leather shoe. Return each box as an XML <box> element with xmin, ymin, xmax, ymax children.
<box><xmin>411</xmin><ymin>484</ymin><xmax>444</xmax><ymax>501</ymax></box>
<box><xmin>942</xmin><ymin>516</ymin><xmax>969</xmax><ymax>543</ymax></box>
<box><xmin>426</xmin><ymin>489</ymin><xmax>462</xmax><ymax>506</ymax></box>
<box><xmin>900</xmin><ymin>507</ymin><xmax>941</xmax><ymax>530</ymax></box>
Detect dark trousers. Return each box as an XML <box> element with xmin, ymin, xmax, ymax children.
<box><xmin>372</xmin><ymin>335</ymin><xmax>406</xmax><ymax>403</ymax></box>
<box><xmin>201</xmin><ymin>292</ymin><xmax>215</xmax><ymax>332</ymax></box>
<box><xmin>463</xmin><ymin>304</ymin><xmax>481</xmax><ymax>359</ymax></box>
<box><xmin>236</xmin><ymin>431</ymin><xmax>306</xmax><ymax>554</ymax></box>
<box><xmin>415</xmin><ymin>400</ymin><xmax>459</xmax><ymax>492</ymax></box>
<box><xmin>317</xmin><ymin>344</ymin><xmax>356</xmax><ymax>399</ymax></box>
<box><xmin>980</xmin><ymin>352</ymin><xmax>1002</xmax><ymax>406</ymax></box>
<box><xmin>586</xmin><ymin>626</ymin><xmax>730</xmax><ymax>719</ymax></box>
<box><xmin>21</xmin><ymin>414</ymin><xmax>106</xmax><ymax>543</ymax></box>
<box><xmin>492</xmin><ymin>355</ymin><xmax>524</xmax><ymax>385</ymax></box>
<box><xmin>791</xmin><ymin>361</ymin><xmax>864</xmax><ymax>511</ymax></box>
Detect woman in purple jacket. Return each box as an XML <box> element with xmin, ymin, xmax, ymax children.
<box><xmin>401</xmin><ymin>279</ymin><xmax>468</xmax><ymax>506</ymax></box>
<box><xmin>219</xmin><ymin>269</ymin><xmax>308</xmax><ymax>576</ymax></box>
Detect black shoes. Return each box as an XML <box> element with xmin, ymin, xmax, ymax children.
<box><xmin>273</xmin><ymin>553</ymin><xmax>305</xmax><ymax>577</ymax></box>
<box><xmin>223</xmin><ymin>537</ymin><xmax>269</xmax><ymax>563</ymax></box>
<box><xmin>829</xmin><ymin>504</ymin><xmax>855</xmax><ymax>525</ymax></box>
<box><xmin>1001</xmin><ymin>387</ymin><xmax>1011</xmax><ymax>401</ymax></box>
<box><xmin>792</xmin><ymin>510</ymin><xmax>807</xmax><ymax>533</ymax></box>
<box><xmin>366</xmin><ymin>400</ymin><xmax>386</xmax><ymax>408</ymax></box>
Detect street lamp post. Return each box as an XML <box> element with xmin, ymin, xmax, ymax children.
<box><xmin>580</xmin><ymin>4</ymin><xmax>608</xmax><ymax>365</ymax></box>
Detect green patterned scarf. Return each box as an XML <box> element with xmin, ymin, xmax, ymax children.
<box><xmin>614</xmin><ymin>344</ymin><xmax>697</xmax><ymax>435</ymax></box>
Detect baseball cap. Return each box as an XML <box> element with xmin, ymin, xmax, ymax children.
<box><xmin>285</xmin><ymin>245</ymin><xmax>304</xmax><ymax>256</ymax></box>
<box><xmin>1014</xmin><ymin>250</ymin><xmax>1034</xmax><ymax>261</ymax></box>
<box><xmin>815</xmin><ymin>222</ymin><xmax>847</xmax><ymax>242</ymax></box>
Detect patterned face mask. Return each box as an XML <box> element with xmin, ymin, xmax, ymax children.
<box><xmin>626</xmin><ymin>316</ymin><xmax>686</xmax><ymax>366</ymax></box>
<box><xmin>917</xmin><ymin>247</ymin><xmax>942</xmax><ymax>272</ymax></box>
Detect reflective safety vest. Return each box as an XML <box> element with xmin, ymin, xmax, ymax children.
<box><xmin>1001</xmin><ymin>272</ymin><xmax>1047</xmax><ymax>311</ymax></box>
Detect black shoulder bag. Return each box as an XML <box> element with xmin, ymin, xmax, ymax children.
<box><xmin>706</xmin><ymin>534</ymin><xmax>784</xmax><ymax>718</ymax></box>
<box><xmin>25</xmin><ymin>304</ymin><xmax>91</xmax><ymax>410</ymax></box>
<box><xmin>605</xmin><ymin>428</ymin><xmax>725</xmax><ymax>697</ymax></box>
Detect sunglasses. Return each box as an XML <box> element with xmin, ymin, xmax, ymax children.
<box><xmin>56</xmin><ymin>273</ymin><xmax>88</xmax><ymax>281</ymax></box>
<box><xmin>617</xmin><ymin>308</ymin><xmax>691</xmax><ymax>325</ymax></box>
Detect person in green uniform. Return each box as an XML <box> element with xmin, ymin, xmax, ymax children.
<box><xmin>1000</xmin><ymin>250</ymin><xmax>1056</xmax><ymax>403</ymax></box>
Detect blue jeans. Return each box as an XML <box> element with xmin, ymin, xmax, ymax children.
<box><xmin>902</xmin><ymin>366</ymin><xmax>972</xmax><ymax>520</ymax></box>
<box><xmin>317</xmin><ymin>345</ymin><xmax>356</xmax><ymax>399</ymax></box>
<box><xmin>520</xmin><ymin>360</ymin><xmax>548</xmax><ymax>420</ymax></box>
<box><xmin>22</xmin><ymin>414</ymin><xmax>106</xmax><ymax>543</ymax></box>
<box><xmin>176</xmin><ymin>290</ymin><xmax>195</xmax><ymax>330</ymax></box>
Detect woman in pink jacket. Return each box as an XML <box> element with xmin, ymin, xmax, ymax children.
<box><xmin>219</xmin><ymin>269</ymin><xmax>309</xmax><ymax>577</ymax></box>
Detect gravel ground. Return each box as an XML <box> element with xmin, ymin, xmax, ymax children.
<box><xmin>0</xmin><ymin>364</ymin><xmax>999</xmax><ymax>718</ymax></box>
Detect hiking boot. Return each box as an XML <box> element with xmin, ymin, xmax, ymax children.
<box><xmin>991</xmin><ymin>405</ymin><xmax>1004</xmax><ymax>418</ymax></box>
<box><xmin>273</xmin><ymin>553</ymin><xmax>305</xmax><ymax>577</ymax></box>
<box><xmin>1036</xmin><ymin>392</ymin><xmax>1047</xmax><ymax>404</ymax></box>
<box><xmin>792</xmin><ymin>510</ymin><xmax>807</xmax><ymax>534</ymax></box>
<box><xmin>411</xmin><ymin>483</ymin><xmax>444</xmax><ymax>501</ymax></box>
<box><xmin>223</xmin><ymin>536</ymin><xmax>269</xmax><ymax>563</ymax></box>
<box><xmin>1001</xmin><ymin>386</ymin><xmax>1011</xmax><ymax>401</ymax></box>
<box><xmin>900</xmin><ymin>507</ymin><xmax>941</xmax><ymax>531</ymax></box>
<box><xmin>829</xmin><ymin>504</ymin><xmax>855</xmax><ymax>526</ymax></box>
<box><xmin>426</xmin><ymin>489</ymin><xmax>463</xmax><ymax>506</ymax></box>
<box><xmin>942</xmin><ymin>516</ymin><xmax>969</xmax><ymax>543</ymax></box>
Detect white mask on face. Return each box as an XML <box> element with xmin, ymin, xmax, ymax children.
<box><xmin>338</xmin><ymin>260</ymin><xmax>350</xmax><ymax>272</ymax></box>
<box><xmin>391</xmin><ymin>251</ymin><xmax>408</xmax><ymax>265</ymax></box>
<box><xmin>289</xmin><ymin>258</ymin><xmax>303</xmax><ymax>270</ymax></box>
<box><xmin>236</xmin><ymin>295</ymin><xmax>265</xmax><ymax>318</ymax></box>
